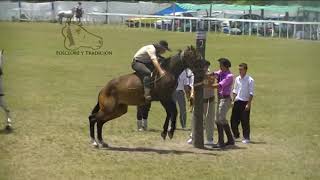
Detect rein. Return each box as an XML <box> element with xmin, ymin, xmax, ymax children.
<box><xmin>151</xmin><ymin>50</ymin><xmax>185</xmax><ymax>86</ymax></box>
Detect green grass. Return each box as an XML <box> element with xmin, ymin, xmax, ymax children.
<box><xmin>0</xmin><ymin>22</ymin><xmax>319</xmax><ymax>180</ymax></box>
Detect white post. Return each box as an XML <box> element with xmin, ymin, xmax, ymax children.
<box><xmin>257</xmin><ymin>22</ymin><xmax>259</xmax><ymax>37</ymax></box>
<box><xmin>172</xmin><ymin>19</ymin><xmax>175</xmax><ymax>32</ymax></box>
<box><xmin>264</xmin><ymin>22</ymin><xmax>266</xmax><ymax>36</ymax></box>
<box><xmin>184</xmin><ymin>19</ymin><xmax>186</xmax><ymax>32</ymax></box>
<box><xmin>208</xmin><ymin>20</ymin><xmax>211</xmax><ymax>32</ymax></box>
<box><xmin>293</xmin><ymin>24</ymin><xmax>296</xmax><ymax>39</ymax></box>
<box><xmin>249</xmin><ymin>22</ymin><xmax>252</xmax><ymax>36</ymax></box>
<box><xmin>317</xmin><ymin>24</ymin><xmax>320</xmax><ymax>40</ymax></box>
<box><xmin>242</xmin><ymin>21</ymin><xmax>244</xmax><ymax>35</ymax></box>
<box><xmin>272</xmin><ymin>22</ymin><xmax>274</xmax><ymax>37</ymax></box>
<box><xmin>310</xmin><ymin>24</ymin><xmax>312</xmax><ymax>40</ymax></box>
<box><xmin>287</xmin><ymin>23</ymin><xmax>289</xmax><ymax>39</ymax></box>
<box><xmin>302</xmin><ymin>24</ymin><xmax>305</xmax><ymax>39</ymax></box>
<box><xmin>190</xmin><ymin>20</ymin><xmax>192</xmax><ymax>32</ymax></box>
<box><xmin>279</xmin><ymin>23</ymin><xmax>281</xmax><ymax>38</ymax></box>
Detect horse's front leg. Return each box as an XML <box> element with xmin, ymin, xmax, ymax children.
<box><xmin>168</xmin><ymin>99</ymin><xmax>177</xmax><ymax>139</ymax></box>
<box><xmin>160</xmin><ymin>100</ymin><xmax>171</xmax><ymax>140</ymax></box>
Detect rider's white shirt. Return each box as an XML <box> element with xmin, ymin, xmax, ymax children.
<box><xmin>133</xmin><ymin>45</ymin><xmax>157</xmax><ymax>63</ymax></box>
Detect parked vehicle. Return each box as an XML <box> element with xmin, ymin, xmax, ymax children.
<box><xmin>125</xmin><ymin>17</ymin><xmax>160</xmax><ymax>28</ymax></box>
<box><xmin>155</xmin><ymin>11</ymin><xmax>198</xmax><ymax>31</ymax></box>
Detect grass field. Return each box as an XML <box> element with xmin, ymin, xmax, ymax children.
<box><xmin>0</xmin><ymin>22</ymin><xmax>319</xmax><ymax>180</ymax></box>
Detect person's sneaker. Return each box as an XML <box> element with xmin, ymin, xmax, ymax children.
<box><xmin>205</xmin><ymin>140</ymin><xmax>214</xmax><ymax>145</ymax></box>
<box><xmin>187</xmin><ymin>138</ymin><xmax>192</xmax><ymax>144</ymax></box>
<box><xmin>242</xmin><ymin>139</ymin><xmax>250</xmax><ymax>144</ymax></box>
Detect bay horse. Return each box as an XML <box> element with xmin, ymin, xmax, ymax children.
<box><xmin>88</xmin><ymin>46</ymin><xmax>207</xmax><ymax>148</ymax></box>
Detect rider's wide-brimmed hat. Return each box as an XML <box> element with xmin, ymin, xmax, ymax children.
<box><xmin>158</xmin><ymin>40</ymin><xmax>171</xmax><ymax>51</ymax></box>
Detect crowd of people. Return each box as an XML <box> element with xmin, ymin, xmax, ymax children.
<box><xmin>189</xmin><ymin>59</ymin><xmax>255</xmax><ymax>147</ymax></box>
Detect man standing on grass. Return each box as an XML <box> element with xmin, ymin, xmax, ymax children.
<box><xmin>203</xmin><ymin>61</ymin><xmax>215</xmax><ymax>145</ymax></box>
<box><xmin>230</xmin><ymin>63</ymin><xmax>254</xmax><ymax>144</ymax></box>
<box><xmin>173</xmin><ymin>68</ymin><xmax>194</xmax><ymax>129</ymax></box>
<box><xmin>211</xmin><ymin>58</ymin><xmax>235</xmax><ymax>148</ymax></box>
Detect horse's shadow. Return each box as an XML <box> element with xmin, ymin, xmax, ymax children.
<box><xmin>102</xmin><ymin>146</ymin><xmax>218</xmax><ymax>156</ymax></box>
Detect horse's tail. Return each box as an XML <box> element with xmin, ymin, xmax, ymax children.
<box><xmin>89</xmin><ymin>96</ymin><xmax>100</xmax><ymax>121</ymax></box>
<box><xmin>91</xmin><ymin>101</ymin><xmax>100</xmax><ymax>115</ymax></box>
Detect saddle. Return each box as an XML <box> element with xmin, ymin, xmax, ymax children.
<box><xmin>134</xmin><ymin>55</ymin><xmax>167</xmax><ymax>89</ymax></box>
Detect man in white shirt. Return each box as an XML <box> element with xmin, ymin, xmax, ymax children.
<box><xmin>173</xmin><ymin>69</ymin><xmax>194</xmax><ymax>129</ymax></box>
<box><xmin>231</xmin><ymin>63</ymin><xmax>254</xmax><ymax>144</ymax></box>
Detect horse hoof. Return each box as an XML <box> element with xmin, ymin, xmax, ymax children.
<box><xmin>161</xmin><ymin>132</ymin><xmax>167</xmax><ymax>140</ymax></box>
<box><xmin>90</xmin><ymin>140</ymin><xmax>98</xmax><ymax>147</ymax></box>
<box><xmin>5</xmin><ymin>125</ymin><xmax>13</xmax><ymax>132</ymax></box>
<box><xmin>98</xmin><ymin>142</ymin><xmax>109</xmax><ymax>148</ymax></box>
<box><xmin>168</xmin><ymin>131</ymin><xmax>174</xmax><ymax>139</ymax></box>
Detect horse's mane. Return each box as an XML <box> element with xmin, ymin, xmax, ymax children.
<box><xmin>159</xmin><ymin>50</ymin><xmax>182</xmax><ymax>70</ymax></box>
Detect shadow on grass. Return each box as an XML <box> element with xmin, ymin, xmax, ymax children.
<box><xmin>103</xmin><ymin>146</ymin><xmax>218</xmax><ymax>156</ymax></box>
<box><xmin>175</xmin><ymin>128</ymin><xmax>191</xmax><ymax>131</ymax></box>
<box><xmin>0</xmin><ymin>127</ymin><xmax>13</xmax><ymax>135</ymax></box>
<box><xmin>147</xmin><ymin>128</ymin><xmax>162</xmax><ymax>133</ymax></box>
<box><xmin>216</xmin><ymin>145</ymin><xmax>248</xmax><ymax>151</ymax></box>
<box><xmin>234</xmin><ymin>139</ymin><xmax>267</xmax><ymax>145</ymax></box>
<box><xmin>249</xmin><ymin>141</ymin><xmax>267</xmax><ymax>145</ymax></box>
<box><xmin>147</xmin><ymin>128</ymin><xmax>191</xmax><ymax>133</ymax></box>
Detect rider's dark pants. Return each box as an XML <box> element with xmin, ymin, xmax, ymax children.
<box><xmin>131</xmin><ymin>61</ymin><xmax>153</xmax><ymax>88</ymax></box>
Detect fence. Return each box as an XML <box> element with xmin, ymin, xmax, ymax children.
<box><xmin>0</xmin><ymin>1</ymin><xmax>319</xmax><ymax>40</ymax></box>
<box><xmin>87</xmin><ymin>12</ymin><xmax>320</xmax><ymax>41</ymax></box>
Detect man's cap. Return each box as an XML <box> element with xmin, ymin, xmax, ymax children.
<box><xmin>218</xmin><ymin>58</ymin><xmax>231</xmax><ymax>68</ymax></box>
<box><xmin>158</xmin><ymin>40</ymin><xmax>171</xmax><ymax>51</ymax></box>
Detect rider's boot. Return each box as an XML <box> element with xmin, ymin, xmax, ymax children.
<box><xmin>143</xmin><ymin>76</ymin><xmax>152</xmax><ymax>103</ymax></box>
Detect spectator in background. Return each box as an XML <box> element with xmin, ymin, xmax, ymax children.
<box><xmin>187</xmin><ymin>61</ymin><xmax>216</xmax><ymax>145</ymax></box>
<box><xmin>230</xmin><ymin>63</ymin><xmax>254</xmax><ymax>144</ymax></box>
<box><xmin>0</xmin><ymin>50</ymin><xmax>12</xmax><ymax>131</ymax></box>
<box><xmin>211</xmin><ymin>58</ymin><xmax>235</xmax><ymax>148</ymax></box>
<box><xmin>75</xmin><ymin>2</ymin><xmax>84</xmax><ymax>23</ymax></box>
<box><xmin>173</xmin><ymin>68</ymin><xmax>194</xmax><ymax>129</ymax></box>
<box><xmin>203</xmin><ymin>61</ymin><xmax>216</xmax><ymax>145</ymax></box>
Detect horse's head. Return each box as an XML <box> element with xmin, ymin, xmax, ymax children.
<box><xmin>181</xmin><ymin>45</ymin><xmax>208</xmax><ymax>82</ymax></box>
<box><xmin>61</xmin><ymin>23</ymin><xmax>103</xmax><ymax>50</ymax></box>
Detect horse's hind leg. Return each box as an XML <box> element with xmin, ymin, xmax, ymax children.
<box><xmin>96</xmin><ymin>104</ymin><xmax>128</xmax><ymax>148</ymax></box>
<box><xmin>88</xmin><ymin>102</ymin><xmax>100</xmax><ymax>146</ymax></box>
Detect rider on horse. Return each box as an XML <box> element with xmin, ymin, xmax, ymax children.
<box><xmin>131</xmin><ymin>40</ymin><xmax>171</xmax><ymax>103</ymax></box>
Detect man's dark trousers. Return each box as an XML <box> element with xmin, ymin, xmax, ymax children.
<box><xmin>230</xmin><ymin>100</ymin><xmax>251</xmax><ymax>139</ymax></box>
